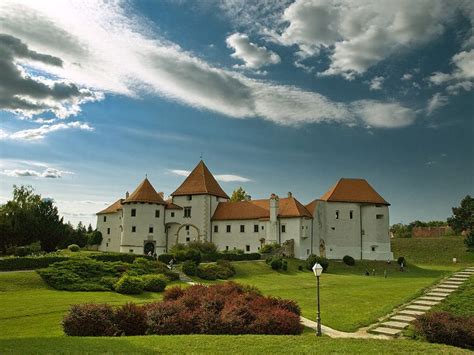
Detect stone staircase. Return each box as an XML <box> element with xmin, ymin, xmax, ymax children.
<box><xmin>370</xmin><ymin>267</ymin><xmax>474</xmax><ymax>337</ymax></box>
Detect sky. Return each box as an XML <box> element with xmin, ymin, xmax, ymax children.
<box><xmin>0</xmin><ymin>0</ymin><xmax>473</xmax><ymax>228</ymax></box>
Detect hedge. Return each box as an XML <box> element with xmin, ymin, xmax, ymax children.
<box><xmin>0</xmin><ymin>256</ymin><xmax>70</xmax><ymax>271</ymax></box>
<box><xmin>89</xmin><ymin>253</ymin><xmax>153</xmax><ymax>264</ymax></box>
<box><xmin>201</xmin><ymin>252</ymin><xmax>261</xmax><ymax>262</ymax></box>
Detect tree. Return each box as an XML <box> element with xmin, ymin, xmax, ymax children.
<box><xmin>447</xmin><ymin>195</ymin><xmax>474</xmax><ymax>235</ymax></box>
<box><xmin>87</xmin><ymin>224</ymin><xmax>93</xmax><ymax>233</ymax></box>
<box><xmin>230</xmin><ymin>187</ymin><xmax>251</xmax><ymax>202</ymax></box>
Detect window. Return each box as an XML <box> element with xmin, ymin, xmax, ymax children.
<box><xmin>108</xmin><ymin>238</ymin><xmax>111</xmax><ymax>242</ymax></box>
<box><xmin>350</xmin><ymin>210</ymin><xmax>353</xmax><ymax>219</ymax></box>
<box><xmin>186</xmin><ymin>237</ymin><xmax>190</xmax><ymax>242</ymax></box>
<box><xmin>261</xmin><ymin>225</ymin><xmax>264</xmax><ymax>230</ymax></box>
<box><xmin>184</xmin><ymin>207</ymin><xmax>191</xmax><ymax>218</ymax></box>
<box><xmin>254</xmin><ymin>224</ymin><xmax>259</xmax><ymax>233</ymax></box>
<box><xmin>103</xmin><ymin>216</ymin><xmax>107</xmax><ymax>222</ymax></box>
<box><xmin>131</xmin><ymin>209</ymin><xmax>136</xmax><ymax>217</ymax></box>
<box><xmin>302</xmin><ymin>226</ymin><xmax>304</xmax><ymax>230</ymax></box>
<box><xmin>106</xmin><ymin>243</ymin><xmax>109</xmax><ymax>247</ymax></box>
<box><xmin>171</xmin><ymin>212</ymin><xmax>175</xmax><ymax>217</ymax></box>
<box><xmin>246</xmin><ymin>245</ymin><xmax>250</xmax><ymax>252</ymax></box>
<box><xmin>240</xmin><ymin>225</ymin><xmax>245</xmax><ymax>233</ymax></box>
<box><xmin>187</xmin><ymin>195</ymin><xmax>192</xmax><ymax>201</ymax></box>
<box><xmin>216</xmin><ymin>197</ymin><xmax>219</xmax><ymax>201</ymax></box>
<box><xmin>226</xmin><ymin>225</ymin><xmax>231</xmax><ymax>233</ymax></box>
<box><xmin>186</xmin><ymin>225</ymin><xmax>190</xmax><ymax>231</ymax></box>
<box><xmin>376</xmin><ymin>214</ymin><xmax>384</xmax><ymax>219</ymax></box>
<box><xmin>149</xmin><ymin>226</ymin><xmax>154</xmax><ymax>234</ymax></box>
<box><xmin>155</xmin><ymin>210</ymin><xmax>160</xmax><ymax>218</ymax></box>
<box><xmin>331</xmin><ymin>227</ymin><xmax>335</xmax><ymax>230</ymax></box>
<box><xmin>132</xmin><ymin>226</ymin><xmax>136</xmax><ymax>232</ymax></box>
<box><xmin>307</xmin><ymin>249</ymin><xmax>310</xmax><ymax>255</ymax></box>
<box><xmin>371</xmin><ymin>246</ymin><xmax>376</xmax><ymax>252</ymax></box>
<box><xmin>281</xmin><ymin>225</ymin><xmax>286</xmax><ymax>233</ymax></box>
<box><xmin>335</xmin><ymin>210</ymin><xmax>339</xmax><ymax>219</ymax></box>
<box><xmin>129</xmin><ymin>249</ymin><xmax>134</xmax><ymax>253</ymax></box>
<box><xmin>107</xmin><ymin>228</ymin><xmax>110</xmax><ymax>235</ymax></box>
<box><xmin>226</xmin><ymin>246</ymin><xmax>229</xmax><ymax>251</ymax></box>
<box><xmin>214</xmin><ymin>225</ymin><xmax>218</xmax><ymax>233</ymax></box>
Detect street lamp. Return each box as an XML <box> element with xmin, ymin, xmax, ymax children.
<box><xmin>312</xmin><ymin>262</ymin><xmax>323</xmax><ymax>336</ymax></box>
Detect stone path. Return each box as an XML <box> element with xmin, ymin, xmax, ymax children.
<box><xmin>370</xmin><ymin>267</ymin><xmax>474</xmax><ymax>337</ymax></box>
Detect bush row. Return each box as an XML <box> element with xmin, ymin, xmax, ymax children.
<box><xmin>63</xmin><ymin>282</ymin><xmax>303</xmax><ymax>336</ymax></box>
<box><xmin>414</xmin><ymin>311</ymin><xmax>474</xmax><ymax>349</ymax></box>
<box><xmin>201</xmin><ymin>252</ymin><xmax>261</xmax><ymax>262</ymax></box>
<box><xmin>0</xmin><ymin>256</ymin><xmax>70</xmax><ymax>271</ymax></box>
<box><xmin>182</xmin><ymin>260</ymin><xmax>236</xmax><ymax>280</ymax></box>
<box><xmin>305</xmin><ymin>255</ymin><xmax>329</xmax><ymax>272</ymax></box>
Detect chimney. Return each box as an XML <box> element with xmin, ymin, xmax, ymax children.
<box><xmin>270</xmin><ymin>193</ymin><xmax>279</xmax><ymax>223</ymax></box>
<box><xmin>125</xmin><ymin>191</ymin><xmax>129</xmax><ymax>198</ymax></box>
<box><xmin>287</xmin><ymin>192</ymin><xmax>292</xmax><ymax>198</ymax></box>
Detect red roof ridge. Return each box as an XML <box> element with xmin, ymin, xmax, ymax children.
<box><xmin>320</xmin><ymin>178</ymin><xmax>389</xmax><ymax>205</ymax></box>
<box><xmin>97</xmin><ymin>199</ymin><xmax>123</xmax><ymax>215</ymax></box>
<box><xmin>123</xmin><ymin>178</ymin><xmax>166</xmax><ymax>204</ymax></box>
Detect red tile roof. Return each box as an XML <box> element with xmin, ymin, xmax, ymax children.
<box><xmin>165</xmin><ymin>198</ymin><xmax>183</xmax><ymax>210</ymax></box>
<box><xmin>305</xmin><ymin>199</ymin><xmax>320</xmax><ymax>215</ymax></box>
<box><xmin>97</xmin><ymin>199</ymin><xmax>123</xmax><ymax>215</ymax></box>
<box><xmin>212</xmin><ymin>196</ymin><xmax>312</xmax><ymax>221</ymax></box>
<box><xmin>123</xmin><ymin>178</ymin><xmax>167</xmax><ymax>204</ymax></box>
<box><xmin>320</xmin><ymin>178</ymin><xmax>389</xmax><ymax>205</ymax></box>
<box><xmin>171</xmin><ymin>160</ymin><xmax>229</xmax><ymax>199</ymax></box>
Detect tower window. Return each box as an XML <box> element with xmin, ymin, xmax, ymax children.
<box><xmin>184</xmin><ymin>207</ymin><xmax>191</xmax><ymax>218</ymax></box>
<box><xmin>186</xmin><ymin>225</ymin><xmax>190</xmax><ymax>231</ymax></box>
<box><xmin>107</xmin><ymin>228</ymin><xmax>110</xmax><ymax>235</ymax></box>
<box><xmin>350</xmin><ymin>210</ymin><xmax>353</xmax><ymax>219</ymax></box>
<box><xmin>376</xmin><ymin>214</ymin><xmax>384</xmax><ymax>219</ymax></box>
<box><xmin>226</xmin><ymin>225</ymin><xmax>231</xmax><ymax>233</ymax></box>
<box><xmin>132</xmin><ymin>226</ymin><xmax>136</xmax><ymax>232</ymax></box>
<box><xmin>155</xmin><ymin>210</ymin><xmax>160</xmax><ymax>218</ymax></box>
<box><xmin>281</xmin><ymin>225</ymin><xmax>286</xmax><ymax>233</ymax></box>
<box><xmin>335</xmin><ymin>210</ymin><xmax>339</xmax><ymax>219</ymax></box>
<box><xmin>103</xmin><ymin>216</ymin><xmax>107</xmax><ymax>222</ymax></box>
<box><xmin>246</xmin><ymin>245</ymin><xmax>250</xmax><ymax>252</ymax></box>
<box><xmin>171</xmin><ymin>212</ymin><xmax>175</xmax><ymax>217</ymax></box>
<box><xmin>240</xmin><ymin>225</ymin><xmax>245</xmax><ymax>233</ymax></box>
<box><xmin>131</xmin><ymin>209</ymin><xmax>136</xmax><ymax>217</ymax></box>
<box><xmin>254</xmin><ymin>224</ymin><xmax>259</xmax><ymax>233</ymax></box>
<box><xmin>187</xmin><ymin>195</ymin><xmax>192</xmax><ymax>201</ymax></box>
<box><xmin>149</xmin><ymin>226</ymin><xmax>154</xmax><ymax>233</ymax></box>
<box><xmin>214</xmin><ymin>225</ymin><xmax>218</xmax><ymax>233</ymax></box>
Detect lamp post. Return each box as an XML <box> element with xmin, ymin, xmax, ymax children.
<box><xmin>312</xmin><ymin>262</ymin><xmax>323</xmax><ymax>336</ymax></box>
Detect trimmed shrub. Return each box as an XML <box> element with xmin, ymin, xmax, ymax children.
<box><xmin>115</xmin><ymin>303</ymin><xmax>147</xmax><ymax>336</ymax></box>
<box><xmin>174</xmin><ymin>249</ymin><xmax>201</xmax><ymax>264</ymax></box>
<box><xmin>306</xmin><ymin>254</ymin><xmax>329</xmax><ymax>272</ymax></box>
<box><xmin>201</xmin><ymin>252</ymin><xmax>261</xmax><ymax>262</ymax></box>
<box><xmin>267</xmin><ymin>297</ymin><xmax>301</xmax><ymax>316</ymax></box>
<box><xmin>88</xmin><ymin>231</ymin><xmax>103</xmax><ymax>246</ymax></box>
<box><xmin>251</xmin><ymin>308</ymin><xmax>302</xmax><ymax>335</ymax></box>
<box><xmin>163</xmin><ymin>286</ymin><xmax>186</xmax><ymax>301</ymax></box>
<box><xmin>89</xmin><ymin>253</ymin><xmax>153</xmax><ymax>264</ymax></box>
<box><xmin>397</xmin><ymin>256</ymin><xmax>406</xmax><ymax>265</ymax></box>
<box><xmin>259</xmin><ymin>243</ymin><xmax>280</xmax><ymax>254</ymax></box>
<box><xmin>298</xmin><ymin>265</ymin><xmax>303</xmax><ymax>271</ymax></box>
<box><xmin>343</xmin><ymin>255</ymin><xmax>355</xmax><ymax>266</ymax></box>
<box><xmin>68</xmin><ymin>244</ymin><xmax>80</xmax><ymax>252</ymax></box>
<box><xmin>0</xmin><ymin>255</ymin><xmax>70</xmax><ymax>271</ymax></box>
<box><xmin>146</xmin><ymin>301</ymin><xmax>197</xmax><ymax>335</ymax></box>
<box><xmin>465</xmin><ymin>231</ymin><xmax>474</xmax><ymax>250</ymax></box>
<box><xmin>414</xmin><ymin>311</ymin><xmax>474</xmax><ymax>349</ymax></box>
<box><xmin>282</xmin><ymin>260</ymin><xmax>288</xmax><ymax>271</ymax></box>
<box><xmin>163</xmin><ymin>270</ymin><xmax>180</xmax><ymax>281</ymax></box>
<box><xmin>63</xmin><ymin>304</ymin><xmax>116</xmax><ymax>336</ymax></box>
<box><xmin>13</xmin><ymin>246</ymin><xmax>31</xmax><ymax>257</ymax></box>
<box><xmin>197</xmin><ymin>264</ymin><xmax>219</xmax><ymax>280</ymax></box>
<box><xmin>187</xmin><ymin>240</ymin><xmax>218</xmax><ymax>254</ymax></box>
<box><xmin>114</xmin><ymin>275</ymin><xmax>144</xmax><ymax>294</ymax></box>
<box><xmin>270</xmin><ymin>256</ymin><xmax>283</xmax><ymax>270</ymax></box>
<box><xmin>142</xmin><ymin>274</ymin><xmax>167</xmax><ymax>292</ymax></box>
<box><xmin>196</xmin><ymin>262</ymin><xmax>235</xmax><ymax>280</ymax></box>
<box><xmin>99</xmin><ymin>276</ymin><xmax>119</xmax><ymax>290</ymax></box>
<box><xmin>182</xmin><ymin>260</ymin><xmax>198</xmax><ymax>276</ymax></box>
<box><xmin>157</xmin><ymin>253</ymin><xmax>173</xmax><ymax>264</ymax></box>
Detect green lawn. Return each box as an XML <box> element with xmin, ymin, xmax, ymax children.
<box><xmin>432</xmin><ymin>276</ymin><xmax>474</xmax><ymax>316</ymax></box>
<box><xmin>209</xmin><ymin>260</ymin><xmax>448</xmax><ymax>331</ymax></box>
<box><xmin>391</xmin><ymin>236</ymin><xmax>474</xmax><ymax>267</ymax></box>
<box><xmin>0</xmin><ymin>333</ymin><xmax>469</xmax><ymax>354</ymax></box>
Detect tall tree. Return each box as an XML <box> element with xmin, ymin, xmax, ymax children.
<box><xmin>230</xmin><ymin>187</ymin><xmax>251</xmax><ymax>202</ymax></box>
<box><xmin>447</xmin><ymin>195</ymin><xmax>474</xmax><ymax>234</ymax></box>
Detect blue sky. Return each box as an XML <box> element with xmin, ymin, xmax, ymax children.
<box><xmin>0</xmin><ymin>0</ymin><xmax>473</xmax><ymax>227</ymax></box>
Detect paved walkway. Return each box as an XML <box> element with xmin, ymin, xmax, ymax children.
<box><xmin>369</xmin><ymin>267</ymin><xmax>474</xmax><ymax>337</ymax></box>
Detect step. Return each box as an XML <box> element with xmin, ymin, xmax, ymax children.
<box><xmin>371</xmin><ymin>327</ymin><xmax>402</xmax><ymax>336</ymax></box>
<box><xmin>426</xmin><ymin>293</ymin><xmax>450</xmax><ymax>298</ymax></box>
<box><xmin>454</xmin><ymin>273</ymin><xmax>471</xmax><ymax>277</ymax></box>
<box><xmin>419</xmin><ymin>296</ymin><xmax>445</xmax><ymax>302</ymax></box>
<box><xmin>443</xmin><ymin>281</ymin><xmax>463</xmax><ymax>285</ymax></box>
<box><xmin>448</xmin><ymin>278</ymin><xmax>467</xmax><ymax>282</ymax></box>
<box><xmin>391</xmin><ymin>315</ymin><xmax>416</xmax><ymax>322</ymax></box>
<box><xmin>399</xmin><ymin>309</ymin><xmax>425</xmax><ymax>316</ymax></box>
<box><xmin>413</xmin><ymin>300</ymin><xmax>439</xmax><ymax>306</ymax></box>
<box><xmin>437</xmin><ymin>284</ymin><xmax>459</xmax><ymax>289</ymax></box>
<box><xmin>406</xmin><ymin>304</ymin><xmax>431</xmax><ymax>311</ymax></box>
<box><xmin>431</xmin><ymin>288</ymin><xmax>455</xmax><ymax>293</ymax></box>
<box><xmin>381</xmin><ymin>321</ymin><xmax>410</xmax><ymax>329</ymax></box>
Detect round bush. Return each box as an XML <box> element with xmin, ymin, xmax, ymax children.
<box><xmin>115</xmin><ymin>303</ymin><xmax>147</xmax><ymax>336</ymax></box>
<box><xmin>197</xmin><ymin>265</ymin><xmax>218</xmax><ymax>280</ymax></box>
<box><xmin>343</xmin><ymin>255</ymin><xmax>355</xmax><ymax>266</ymax></box>
<box><xmin>164</xmin><ymin>270</ymin><xmax>180</xmax><ymax>281</ymax></box>
<box><xmin>142</xmin><ymin>274</ymin><xmax>167</xmax><ymax>292</ymax></box>
<box><xmin>62</xmin><ymin>304</ymin><xmax>116</xmax><ymax>336</ymax></box>
<box><xmin>270</xmin><ymin>257</ymin><xmax>283</xmax><ymax>270</ymax></box>
<box><xmin>305</xmin><ymin>255</ymin><xmax>329</xmax><ymax>272</ymax></box>
<box><xmin>68</xmin><ymin>244</ymin><xmax>80</xmax><ymax>252</ymax></box>
<box><xmin>397</xmin><ymin>256</ymin><xmax>406</xmax><ymax>265</ymax></box>
<box><xmin>182</xmin><ymin>260</ymin><xmax>198</xmax><ymax>276</ymax></box>
<box><xmin>114</xmin><ymin>275</ymin><xmax>144</xmax><ymax>294</ymax></box>
<box><xmin>158</xmin><ymin>253</ymin><xmax>173</xmax><ymax>264</ymax></box>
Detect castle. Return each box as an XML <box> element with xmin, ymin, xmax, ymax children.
<box><xmin>96</xmin><ymin>161</ymin><xmax>393</xmax><ymax>260</ymax></box>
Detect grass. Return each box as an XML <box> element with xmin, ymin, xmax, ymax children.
<box><xmin>0</xmin><ymin>272</ymin><xmax>182</xmax><ymax>338</ymax></box>
<box><xmin>391</xmin><ymin>236</ymin><xmax>474</xmax><ymax>267</ymax></box>
<box><xmin>191</xmin><ymin>259</ymin><xmax>448</xmax><ymax>332</ymax></box>
<box><xmin>0</xmin><ymin>333</ymin><xmax>469</xmax><ymax>354</ymax></box>
<box><xmin>432</xmin><ymin>276</ymin><xmax>474</xmax><ymax>316</ymax></box>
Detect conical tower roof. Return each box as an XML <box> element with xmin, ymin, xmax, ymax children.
<box><xmin>123</xmin><ymin>178</ymin><xmax>166</xmax><ymax>204</ymax></box>
<box><xmin>171</xmin><ymin>160</ymin><xmax>229</xmax><ymax>199</ymax></box>
<box><xmin>320</xmin><ymin>178</ymin><xmax>389</xmax><ymax>205</ymax></box>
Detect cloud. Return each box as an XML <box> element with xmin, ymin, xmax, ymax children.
<box><xmin>0</xmin><ymin>33</ymin><xmax>102</xmax><ymax>118</ymax></box>
<box><xmin>401</xmin><ymin>73</ymin><xmax>413</xmax><ymax>81</ymax></box>
<box><xmin>1</xmin><ymin>167</ymin><xmax>72</xmax><ymax>178</ymax></box>
<box><xmin>275</xmin><ymin>0</ymin><xmax>457</xmax><ymax>78</ymax></box>
<box><xmin>226</xmin><ymin>33</ymin><xmax>280</xmax><ymax>69</ymax></box>
<box><xmin>352</xmin><ymin>101</ymin><xmax>416</xmax><ymax>128</ymax></box>
<box><xmin>369</xmin><ymin>76</ymin><xmax>384</xmax><ymax>90</ymax></box>
<box><xmin>429</xmin><ymin>49</ymin><xmax>474</xmax><ymax>94</ymax></box>
<box><xmin>426</xmin><ymin>93</ymin><xmax>449</xmax><ymax>115</ymax></box>
<box><xmin>169</xmin><ymin>169</ymin><xmax>251</xmax><ymax>182</ymax></box>
<box><xmin>0</xmin><ymin>121</ymin><xmax>93</xmax><ymax>141</ymax></box>
<box><xmin>0</xmin><ymin>1</ymin><xmax>415</xmax><ymax>129</ymax></box>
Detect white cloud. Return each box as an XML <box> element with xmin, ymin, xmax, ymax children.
<box><xmin>0</xmin><ymin>121</ymin><xmax>93</xmax><ymax>141</ymax></box>
<box><xmin>1</xmin><ymin>166</ymin><xmax>72</xmax><ymax>178</ymax></box>
<box><xmin>401</xmin><ymin>73</ymin><xmax>413</xmax><ymax>81</ymax></box>
<box><xmin>169</xmin><ymin>169</ymin><xmax>251</xmax><ymax>182</ymax></box>
<box><xmin>426</xmin><ymin>93</ymin><xmax>449</xmax><ymax>115</ymax></box>
<box><xmin>429</xmin><ymin>49</ymin><xmax>474</xmax><ymax>94</ymax></box>
<box><xmin>369</xmin><ymin>76</ymin><xmax>384</xmax><ymax>90</ymax></box>
<box><xmin>0</xmin><ymin>1</ymin><xmax>415</xmax><ymax>129</ymax></box>
<box><xmin>352</xmin><ymin>101</ymin><xmax>416</xmax><ymax>128</ymax></box>
<box><xmin>226</xmin><ymin>33</ymin><xmax>280</xmax><ymax>69</ymax></box>
<box><xmin>276</xmin><ymin>0</ymin><xmax>457</xmax><ymax>78</ymax></box>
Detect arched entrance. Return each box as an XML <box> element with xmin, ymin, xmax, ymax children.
<box><xmin>175</xmin><ymin>223</ymin><xmax>200</xmax><ymax>244</ymax></box>
<box><xmin>144</xmin><ymin>241</ymin><xmax>155</xmax><ymax>255</ymax></box>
